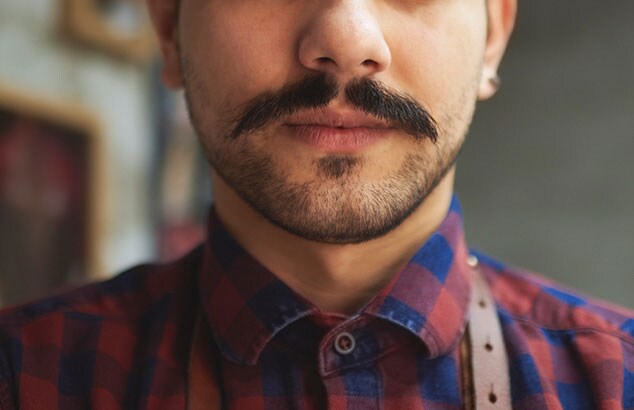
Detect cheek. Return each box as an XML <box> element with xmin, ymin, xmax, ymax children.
<box><xmin>387</xmin><ymin>5</ymin><xmax>487</xmax><ymax>115</ymax></box>
<box><xmin>179</xmin><ymin>4</ymin><xmax>296</xmax><ymax>117</ymax></box>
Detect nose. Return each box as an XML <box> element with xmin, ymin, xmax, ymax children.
<box><xmin>298</xmin><ymin>1</ymin><xmax>392</xmax><ymax>78</ymax></box>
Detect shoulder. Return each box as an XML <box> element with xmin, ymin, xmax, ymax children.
<box><xmin>0</xmin><ymin>245</ymin><xmax>203</xmax><ymax>327</ymax></box>
<box><xmin>472</xmin><ymin>250</ymin><xmax>634</xmax><ymax>342</ymax></box>
<box><xmin>0</xmin><ymin>245</ymin><xmax>203</xmax><ymax>408</ymax></box>
<box><xmin>472</xmin><ymin>251</ymin><xmax>634</xmax><ymax>407</ymax></box>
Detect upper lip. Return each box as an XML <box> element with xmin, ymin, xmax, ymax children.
<box><xmin>284</xmin><ymin>108</ymin><xmax>391</xmax><ymax>129</ymax></box>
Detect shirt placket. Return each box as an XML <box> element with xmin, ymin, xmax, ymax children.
<box><xmin>317</xmin><ymin>318</ymin><xmax>388</xmax><ymax>410</ymax></box>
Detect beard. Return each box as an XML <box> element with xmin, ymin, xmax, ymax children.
<box><xmin>202</xmin><ymin>137</ymin><xmax>458</xmax><ymax>244</ymax></box>
<box><xmin>182</xmin><ymin>64</ymin><xmax>474</xmax><ymax>244</ymax></box>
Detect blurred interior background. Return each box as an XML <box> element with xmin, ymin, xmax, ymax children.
<box><xmin>0</xmin><ymin>0</ymin><xmax>632</xmax><ymax>308</ymax></box>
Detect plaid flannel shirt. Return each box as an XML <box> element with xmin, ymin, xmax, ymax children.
<box><xmin>0</xmin><ymin>196</ymin><xmax>633</xmax><ymax>409</ymax></box>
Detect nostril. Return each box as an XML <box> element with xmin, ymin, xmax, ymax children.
<box><xmin>316</xmin><ymin>56</ymin><xmax>336</xmax><ymax>65</ymax></box>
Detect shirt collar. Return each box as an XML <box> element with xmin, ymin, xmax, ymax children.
<box><xmin>198</xmin><ymin>195</ymin><xmax>473</xmax><ymax>365</ymax></box>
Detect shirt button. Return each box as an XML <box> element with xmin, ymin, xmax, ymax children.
<box><xmin>334</xmin><ymin>332</ymin><xmax>356</xmax><ymax>355</ymax></box>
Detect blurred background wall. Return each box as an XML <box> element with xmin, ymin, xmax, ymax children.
<box><xmin>0</xmin><ymin>0</ymin><xmax>632</xmax><ymax>308</ymax></box>
<box><xmin>457</xmin><ymin>0</ymin><xmax>634</xmax><ymax>309</ymax></box>
<box><xmin>0</xmin><ymin>0</ymin><xmax>208</xmax><ymax>305</ymax></box>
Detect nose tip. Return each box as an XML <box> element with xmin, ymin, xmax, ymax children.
<box><xmin>298</xmin><ymin>5</ymin><xmax>392</xmax><ymax>78</ymax></box>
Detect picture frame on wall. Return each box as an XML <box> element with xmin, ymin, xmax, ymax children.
<box><xmin>61</xmin><ymin>0</ymin><xmax>156</xmax><ymax>62</ymax></box>
<box><xmin>0</xmin><ymin>84</ymin><xmax>106</xmax><ymax>306</ymax></box>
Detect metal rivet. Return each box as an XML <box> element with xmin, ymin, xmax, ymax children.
<box><xmin>334</xmin><ymin>332</ymin><xmax>356</xmax><ymax>355</ymax></box>
<box><xmin>467</xmin><ymin>255</ymin><xmax>479</xmax><ymax>268</ymax></box>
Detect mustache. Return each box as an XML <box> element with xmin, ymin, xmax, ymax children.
<box><xmin>229</xmin><ymin>74</ymin><xmax>439</xmax><ymax>143</ymax></box>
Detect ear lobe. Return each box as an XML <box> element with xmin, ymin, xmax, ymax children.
<box><xmin>146</xmin><ymin>0</ymin><xmax>183</xmax><ymax>89</ymax></box>
<box><xmin>478</xmin><ymin>0</ymin><xmax>517</xmax><ymax>100</ymax></box>
<box><xmin>478</xmin><ymin>67</ymin><xmax>501</xmax><ymax>100</ymax></box>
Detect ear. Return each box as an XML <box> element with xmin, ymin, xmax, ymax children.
<box><xmin>146</xmin><ymin>0</ymin><xmax>183</xmax><ymax>89</ymax></box>
<box><xmin>478</xmin><ymin>0</ymin><xmax>517</xmax><ymax>100</ymax></box>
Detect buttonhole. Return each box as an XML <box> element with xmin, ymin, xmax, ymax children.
<box><xmin>488</xmin><ymin>392</ymin><xmax>498</xmax><ymax>403</ymax></box>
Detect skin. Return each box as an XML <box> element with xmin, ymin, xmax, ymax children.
<box><xmin>147</xmin><ymin>0</ymin><xmax>516</xmax><ymax>314</ymax></box>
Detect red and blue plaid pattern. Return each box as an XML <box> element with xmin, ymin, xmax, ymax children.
<box><xmin>0</xmin><ymin>196</ymin><xmax>632</xmax><ymax>409</ymax></box>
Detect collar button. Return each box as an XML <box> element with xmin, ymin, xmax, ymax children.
<box><xmin>334</xmin><ymin>332</ymin><xmax>356</xmax><ymax>355</ymax></box>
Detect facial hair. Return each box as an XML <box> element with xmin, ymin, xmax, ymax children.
<box><xmin>182</xmin><ymin>61</ymin><xmax>475</xmax><ymax>244</ymax></box>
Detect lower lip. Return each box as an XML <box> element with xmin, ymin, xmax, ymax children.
<box><xmin>285</xmin><ymin>125</ymin><xmax>390</xmax><ymax>152</ymax></box>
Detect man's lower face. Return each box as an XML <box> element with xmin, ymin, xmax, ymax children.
<box><xmin>183</xmin><ymin>74</ymin><xmax>472</xmax><ymax>244</ymax></box>
<box><xmin>208</xmin><ymin>138</ymin><xmax>454</xmax><ymax>244</ymax></box>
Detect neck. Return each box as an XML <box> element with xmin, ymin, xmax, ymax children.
<box><xmin>213</xmin><ymin>168</ymin><xmax>456</xmax><ymax>315</ymax></box>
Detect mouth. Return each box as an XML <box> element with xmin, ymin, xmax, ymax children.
<box><xmin>283</xmin><ymin>109</ymin><xmax>392</xmax><ymax>153</ymax></box>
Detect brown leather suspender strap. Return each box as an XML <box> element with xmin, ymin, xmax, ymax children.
<box><xmin>465</xmin><ymin>256</ymin><xmax>512</xmax><ymax>409</ymax></box>
<box><xmin>187</xmin><ymin>255</ymin><xmax>512</xmax><ymax>410</ymax></box>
